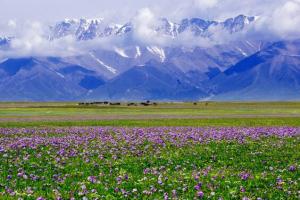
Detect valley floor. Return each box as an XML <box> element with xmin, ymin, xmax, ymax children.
<box><xmin>0</xmin><ymin>102</ymin><xmax>300</xmax><ymax>127</ymax></box>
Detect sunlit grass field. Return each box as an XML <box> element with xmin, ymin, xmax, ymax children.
<box><xmin>1</xmin><ymin>102</ymin><xmax>300</xmax><ymax>117</ymax></box>
<box><xmin>1</xmin><ymin>118</ymin><xmax>300</xmax><ymax>128</ymax></box>
<box><xmin>1</xmin><ymin>102</ymin><xmax>300</xmax><ymax>127</ymax></box>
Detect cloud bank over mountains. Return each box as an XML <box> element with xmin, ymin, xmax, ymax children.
<box><xmin>0</xmin><ymin>0</ymin><xmax>300</xmax><ymax>58</ymax></box>
<box><xmin>1</xmin><ymin>0</ymin><xmax>300</xmax><ymax>101</ymax></box>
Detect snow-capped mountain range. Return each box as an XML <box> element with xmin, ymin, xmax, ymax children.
<box><xmin>0</xmin><ymin>14</ymin><xmax>299</xmax><ymax>101</ymax></box>
<box><xmin>49</xmin><ymin>15</ymin><xmax>256</xmax><ymax>40</ymax></box>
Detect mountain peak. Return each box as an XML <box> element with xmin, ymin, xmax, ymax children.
<box><xmin>48</xmin><ymin>14</ymin><xmax>256</xmax><ymax>41</ymax></box>
<box><xmin>50</xmin><ymin>17</ymin><xmax>104</xmax><ymax>40</ymax></box>
<box><xmin>0</xmin><ymin>37</ymin><xmax>11</xmax><ymax>48</ymax></box>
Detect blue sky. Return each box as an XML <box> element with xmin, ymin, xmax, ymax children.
<box><xmin>1</xmin><ymin>0</ymin><xmax>298</xmax><ymax>40</ymax></box>
<box><xmin>0</xmin><ymin>0</ymin><xmax>287</xmax><ymax>22</ymax></box>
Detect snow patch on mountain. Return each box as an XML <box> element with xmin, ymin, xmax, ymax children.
<box><xmin>135</xmin><ymin>46</ymin><xmax>142</xmax><ymax>58</ymax></box>
<box><xmin>55</xmin><ymin>71</ymin><xmax>65</xmax><ymax>79</ymax></box>
<box><xmin>236</xmin><ymin>47</ymin><xmax>248</xmax><ymax>56</ymax></box>
<box><xmin>246</xmin><ymin>40</ymin><xmax>256</xmax><ymax>49</ymax></box>
<box><xmin>89</xmin><ymin>52</ymin><xmax>117</xmax><ymax>74</ymax></box>
<box><xmin>114</xmin><ymin>47</ymin><xmax>129</xmax><ymax>58</ymax></box>
<box><xmin>146</xmin><ymin>46</ymin><xmax>166</xmax><ymax>62</ymax></box>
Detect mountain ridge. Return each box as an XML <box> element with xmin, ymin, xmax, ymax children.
<box><xmin>0</xmin><ymin>15</ymin><xmax>298</xmax><ymax>101</ymax></box>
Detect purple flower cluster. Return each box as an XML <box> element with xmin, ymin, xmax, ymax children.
<box><xmin>0</xmin><ymin>126</ymin><xmax>298</xmax><ymax>199</ymax></box>
<box><xmin>239</xmin><ymin>171</ymin><xmax>251</xmax><ymax>181</ymax></box>
<box><xmin>0</xmin><ymin>127</ymin><xmax>299</xmax><ymax>151</ymax></box>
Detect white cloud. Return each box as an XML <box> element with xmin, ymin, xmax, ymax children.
<box><xmin>131</xmin><ymin>8</ymin><xmax>175</xmax><ymax>46</ymax></box>
<box><xmin>0</xmin><ymin>0</ymin><xmax>285</xmax><ymax>22</ymax></box>
<box><xmin>0</xmin><ymin>21</ymin><xmax>80</xmax><ymax>58</ymax></box>
<box><xmin>248</xmin><ymin>0</ymin><xmax>300</xmax><ymax>40</ymax></box>
<box><xmin>1</xmin><ymin>0</ymin><xmax>300</xmax><ymax>59</ymax></box>
<box><xmin>7</xmin><ymin>20</ymin><xmax>17</xmax><ymax>29</ymax></box>
<box><xmin>132</xmin><ymin>8</ymin><xmax>158</xmax><ymax>43</ymax></box>
<box><xmin>193</xmin><ymin>0</ymin><xmax>219</xmax><ymax>9</ymax></box>
<box><xmin>269</xmin><ymin>0</ymin><xmax>300</xmax><ymax>38</ymax></box>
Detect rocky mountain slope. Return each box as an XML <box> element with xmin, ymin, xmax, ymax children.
<box><xmin>0</xmin><ymin>15</ymin><xmax>298</xmax><ymax>101</ymax></box>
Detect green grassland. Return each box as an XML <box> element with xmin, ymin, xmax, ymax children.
<box><xmin>1</xmin><ymin>118</ymin><xmax>300</xmax><ymax>128</ymax></box>
<box><xmin>1</xmin><ymin>134</ymin><xmax>299</xmax><ymax>199</ymax></box>
<box><xmin>0</xmin><ymin>102</ymin><xmax>300</xmax><ymax>127</ymax></box>
<box><xmin>1</xmin><ymin>102</ymin><xmax>300</xmax><ymax>116</ymax></box>
<box><xmin>0</xmin><ymin>103</ymin><xmax>299</xmax><ymax>199</ymax></box>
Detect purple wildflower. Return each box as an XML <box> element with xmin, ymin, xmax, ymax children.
<box><xmin>289</xmin><ymin>165</ymin><xmax>297</xmax><ymax>172</ymax></box>
<box><xmin>240</xmin><ymin>172</ymin><xmax>251</xmax><ymax>181</ymax></box>
<box><xmin>87</xmin><ymin>176</ymin><xmax>97</xmax><ymax>183</ymax></box>
<box><xmin>164</xmin><ymin>192</ymin><xmax>169</xmax><ymax>200</ymax></box>
<box><xmin>197</xmin><ymin>191</ymin><xmax>204</xmax><ymax>198</ymax></box>
<box><xmin>194</xmin><ymin>183</ymin><xmax>202</xmax><ymax>191</ymax></box>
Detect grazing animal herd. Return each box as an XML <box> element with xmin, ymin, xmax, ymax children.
<box><xmin>78</xmin><ymin>101</ymin><xmax>201</xmax><ymax>106</ymax></box>
<box><xmin>78</xmin><ymin>101</ymin><xmax>158</xmax><ymax>106</ymax></box>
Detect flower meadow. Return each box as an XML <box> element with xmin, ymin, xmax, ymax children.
<box><xmin>0</xmin><ymin>127</ymin><xmax>299</xmax><ymax>199</ymax></box>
